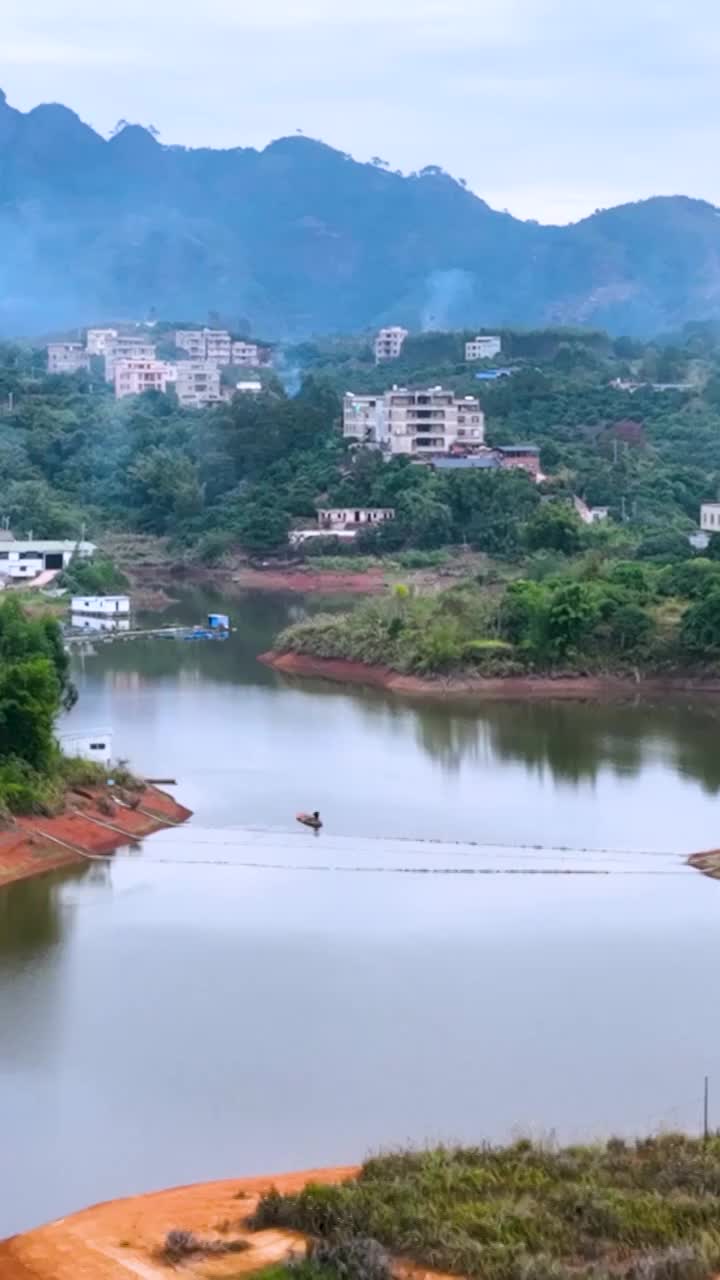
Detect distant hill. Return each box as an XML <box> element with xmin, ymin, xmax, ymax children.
<box><xmin>2</xmin><ymin>89</ymin><xmax>720</xmax><ymax>338</ymax></box>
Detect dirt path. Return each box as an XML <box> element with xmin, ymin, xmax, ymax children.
<box><xmin>0</xmin><ymin>1168</ymin><xmax>457</xmax><ymax>1280</ymax></box>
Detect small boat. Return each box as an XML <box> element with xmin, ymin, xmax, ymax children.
<box><xmin>297</xmin><ymin>811</ymin><xmax>322</xmax><ymax>830</ymax></box>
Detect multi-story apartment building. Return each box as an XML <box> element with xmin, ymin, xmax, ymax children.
<box><xmin>175</xmin><ymin>328</ymin><xmax>234</xmax><ymax>365</ymax></box>
<box><xmin>47</xmin><ymin>343</ymin><xmax>91</xmax><ymax>375</ymax></box>
<box><xmin>176</xmin><ymin>362</ymin><xmax>223</xmax><ymax>408</ymax></box>
<box><xmin>465</xmin><ymin>335</ymin><xmax>502</xmax><ymax>362</ymax></box>
<box><xmin>344</xmin><ymin>387</ymin><xmax>485</xmax><ymax>456</ymax></box>
<box><xmin>114</xmin><ymin>359</ymin><xmax>177</xmax><ymax>399</ymax></box>
<box><xmin>205</xmin><ymin>330</ymin><xmax>232</xmax><ymax>365</ymax></box>
<box><xmin>105</xmin><ymin>337</ymin><xmax>157</xmax><ymax>382</ymax></box>
<box><xmin>374</xmin><ymin>326</ymin><xmax>408</xmax><ymax>363</ymax></box>
<box><xmin>175</xmin><ymin>330</ymin><xmax>207</xmax><ymax>360</ymax></box>
<box><xmin>231</xmin><ymin>341</ymin><xmax>260</xmax><ymax>367</ymax></box>
<box><xmin>86</xmin><ymin>328</ymin><xmax>118</xmax><ymax>356</ymax></box>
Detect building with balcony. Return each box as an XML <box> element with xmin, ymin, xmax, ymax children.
<box><xmin>231</xmin><ymin>341</ymin><xmax>261</xmax><ymax>367</ymax></box>
<box><xmin>114</xmin><ymin>359</ymin><xmax>177</xmax><ymax>399</ymax></box>
<box><xmin>105</xmin><ymin>337</ymin><xmax>157</xmax><ymax>381</ymax></box>
<box><xmin>465</xmin><ymin>335</ymin><xmax>502</xmax><ymax>362</ymax></box>
<box><xmin>344</xmin><ymin>387</ymin><xmax>484</xmax><ymax>456</ymax></box>
<box><xmin>175</xmin><ymin>330</ymin><xmax>207</xmax><ymax>360</ymax></box>
<box><xmin>47</xmin><ymin>343</ymin><xmax>90</xmax><ymax>375</ymax></box>
<box><xmin>176</xmin><ymin>361</ymin><xmax>223</xmax><ymax>408</ymax></box>
<box><xmin>204</xmin><ymin>330</ymin><xmax>232</xmax><ymax>364</ymax></box>
<box><xmin>86</xmin><ymin>328</ymin><xmax>118</xmax><ymax>356</ymax></box>
<box><xmin>374</xmin><ymin>326</ymin><xmax>408</xmax><ymax>363</ymax></box>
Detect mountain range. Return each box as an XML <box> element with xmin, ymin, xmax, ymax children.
<box><xmin>1</xmin><ymin>89</ymin><xmax>720</xmax><ymax>339</ymax></box>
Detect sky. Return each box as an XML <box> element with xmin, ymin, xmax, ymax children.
<box><xmin>1</xmin><ymin>0</ymin><xmax>718</xmax><ymax>224</ymax></box>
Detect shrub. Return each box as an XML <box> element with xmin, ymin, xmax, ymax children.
<box><xmin>305</xmin><ymin>1235</ymin><xmax>392</xmax><ymax>1280</ymax></box>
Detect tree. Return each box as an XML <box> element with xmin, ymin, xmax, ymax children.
<box><xmin>235</xmin><ymin>502</ymin><xmax>289</xmax><ymax>554</ymax></box>
<box><xmin>681</xmin><ymin>589</ymin><xmax>720</xmax><ymax>653</ymax></box>
<box><xmin>544</xmin><ymin>582</ymin><xmax>597</xmax><ymax>659</ymax></box>
<box><xmin>608</xmin><ymin>603</ymin><xmax>655</xmax><ymax>653</ymax></box>
<box><xmin>524</xmin><ymin>503</ymin><xmax>583</xmax><ymax>555</ymax></box>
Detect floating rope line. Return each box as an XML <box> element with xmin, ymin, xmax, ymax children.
<box><xmin>149</xmin><ymin>825</ymin><xmax>682</xmax><ymax>860</ymax></box>
<box><xmin>109</xmin><ymin>853</ymin><xmax>688</xmax><ymax>877</ymax></box>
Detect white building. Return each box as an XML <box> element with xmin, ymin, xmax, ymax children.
<box><xmin>374</xmin><ymin>326</ymin><xmax>408</xmax><ymax>363</ymax></box>
<box><xmin>700</xmin><ymin>503</ymin><xmax>720</xmax><ymax>533</ymax></box>
<box><xmin>175</xmin><ymin>330</ymin><xmax>207</xmax><ymax>360</ymax></box>
<box><xmin>0</xmin><ymin>539</ymin><xmax>95</xmax><ymax>580</ymax></box>
<box><xmin>86</xmin><ymin>328</ymin><xmax>118</xmax><ymax>356</ymax></box>
<box><xmin>175</xmin><ymin>328</ymin><xmax>234</xmax><ymax>365</ymax></box>
<box><xmin>71</xmin><ymin>595</ymin><xmax>130</xmax><ymax>616</ymax></box>
<box><xmin>465</xmin><ymin>335</ymin><xmax>502</xmax><ymax>362</ymax></box>
<box><xmin>205</xmin><ymin>330</ymin><xmax>232</xmax><ymax>365</ymax></box>
<box><xmin>317</xmin><ymin>507</ymin><xmax>395</xmax><ymax>531</ymax></box>
<box><xmin>231</xmin><ymin>341</ymin><xmax>261</xmax><ymax>367</ymax></box>
<box><xmin>176</xmin><ymin>361</ymin><xmax>223</xmax><ymax>408</ymax></box>
<box><xmin>47</xmin><ymin>343</ymin><xmax>90</xmax><ymax>375</ymax></box>
<box><xmin>344</xmin><ymin>387</ymin><xmax>484</xmax><ymax>456</ymax></box>
<box><xmin>59</xmin><ymin>729</ymin><xmax>114</xmax><ymax>765</ymax></box>
<box><xmin>115</xmin><ymin>359</ymin><xmax>177</xmax><ymax>399</ymax></box>
<box><xmin>236</xmin><ymin>380</ymin><xmax>263</xmax><ymax>395</ymax></box>
<box><xmin>105</xmin><ymin>337</ymin><xmax>157</xmax><ymax>382</ymax></box>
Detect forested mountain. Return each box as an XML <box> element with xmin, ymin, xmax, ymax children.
<box><xmin>2</xmin><ymin>90</ymin><xmax>720</xmax><ymax>338</ymax></box>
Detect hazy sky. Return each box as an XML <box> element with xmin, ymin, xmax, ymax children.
<box><xmin>2</xmin><ymin>0</ymin><xmax>717</xmax><ymax>223</ymax></box>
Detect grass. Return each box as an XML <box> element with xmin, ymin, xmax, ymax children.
<box><xmin>248</xmin><ymin>1138</ymin><xmax>720</xmax><ymax>1280</ymax></box>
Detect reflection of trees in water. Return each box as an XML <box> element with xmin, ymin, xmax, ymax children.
<box><xmin>410</xmin><ymin>698</ymin><xmax>720</xmax><ymax>791</ymax></box>
<box><xmin>0</xmin><ymin>864</ymin><xmax>96</xmax><ymax>959</ymax></box>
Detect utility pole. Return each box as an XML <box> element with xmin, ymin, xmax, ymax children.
<box><xmin>613</xmin><ymin>438</ymin><xmax>619</xmax><ymax>465</ymax></box>
<box><xmin>621</xmin><ymin>496</ymin><xmax>627</xmax><ymax>522</ymax></box>
<box><xmin>704</xmin><ymin>1076</ymin><xmax>710</xmax><ymax>1143</ymax></box>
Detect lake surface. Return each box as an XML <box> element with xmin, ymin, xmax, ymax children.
<box><xmin>2</xmin><ymin>584</ymin><xmax>720</xmax><ymax>1238</ymax></box>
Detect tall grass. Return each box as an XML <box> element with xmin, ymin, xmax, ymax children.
<box><xmin>249</xmin><ymin>1138</ymin><xmax>720</xmax><ymax>1280</ymax></box>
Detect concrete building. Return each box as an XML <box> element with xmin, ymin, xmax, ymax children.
<box><xmin>374</xmin><ymin>327</ymin><xmax>408</xmax><ymax>363</ymax></box>
<box><xmin>465</xmin><ymin>335</ymin><xmax>502</xmax><ymax>362</ymax></box>
<box><xmin>47</xmin><ymin>343</ymin><xmax>90</xmax><ymax>375</ymax></box>
<box><xmin>205</xmin><ymin>330</ymin><xmax>232</xmax><ymax>364</ymax></box>
<box><xmin>176</xmin><ymin>362</ymin><xmax>223</xmax><ymax>408</ymax></box>
<box><xmin>175</xmin><ymin>330</ymin><xmax>207</xmax><ymax>360</ymax></box>
<box><xmin>105</xmin><ymin>337</ymin><xmax>157</xmax><ymax>382</ymax></box>
<box><xmin>317</xmin><ymin>507</ymin><xmax>395</xmax><ymax>531</ymax></box>
<box><xmin>71</xmin><ymin>595</ymin><xmax>130</xmax><ymax>616</ymax></box>
<box><xmin>114</xmin><ymin>359</ymin><xmax>177</xmax><ymax>399</ymax></box>
<box><xmin>58</xmin><ymin>729</ymin><xmax>114</xmax><ymax>765</ymax></box>
<box><xmin>0</xmin><ymin>539</ymin><xmax>95</xmax><ymax>580</ymax></box>
<box><xmin>700</xmin><ymin>503</ymin><xmax>720</xmax><ymax>534</ymax></box>
<box><xmin>236</xmin><ymin>380</ymin><xmax>263</xmax><ymax>395</ymax></box>
<box><xmin>231</xmin><ymin>341</ymin><xmax>261</xmax><ymax>367</ymax></box>
<box><xmin>86</xmin><ymin>328</ymin><xmax>118</xmax><ymax>356</ymax></box>
<box><xmin>344</xmin><ymin>386</ymin><xmax>484</xmax><ymax>456</ymax></box>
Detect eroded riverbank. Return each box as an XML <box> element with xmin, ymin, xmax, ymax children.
<box><xmin>260</xmin><ymin>650</ymin><xmax>720</xmax><ymax>701</ymax></box>
<box><xmin>0</xmin><ymin>786</ymin><xmax>192</xmax><ymax>888</ymax></box>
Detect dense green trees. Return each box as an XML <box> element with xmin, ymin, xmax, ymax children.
<box><xmin>0</xmin><ymin>598</ymin><xmax>74</xmax><ymax>783</ymax></box>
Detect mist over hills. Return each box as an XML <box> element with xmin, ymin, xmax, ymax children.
<box><xmin>1</xmin><ymin>90</ymin><xmax>720</xmax><ymax>338</ymax></box>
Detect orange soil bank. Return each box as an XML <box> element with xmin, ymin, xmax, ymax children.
<box><xmin>0</xmin><ymin>786</ymin><xmax>192</xmax><ymax>889</ymax></box>
<box><xmin>0</xmin><ymin>1167</ymin><xmax>455</xmax><ymax>1280</ymax></box>
<box><xmin>232</xmin><ymin>567</ymin><xmax>387</xmax><ymax>594</ymax></box>
<box><xmin>261</xmin><ymin>651</ymin><xmax>720</xmax><ymax>701</ymax></box>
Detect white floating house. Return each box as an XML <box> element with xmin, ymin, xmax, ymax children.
<box><xmin>70</xmin><ymin>614</ymin><xmax>131</xmax><ymax>633</ymax></box>
<box><xmin>71</xmin><ymin>595</ymin><xmax>130</xmax><ymax>616</ymax></box>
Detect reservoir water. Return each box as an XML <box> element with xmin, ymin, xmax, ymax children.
<box><xmin>2</xmin><ymin>585</ymin><xmax>720</xmax><ymax>1238</ymax></box>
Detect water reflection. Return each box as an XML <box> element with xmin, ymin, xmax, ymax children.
<box><xmin>0</xmin><ymin>866</ymin><xmax>91</xmax><ymax>959</ymax></box>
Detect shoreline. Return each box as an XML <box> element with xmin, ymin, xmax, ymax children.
<box><xmin>0</xmin><ymin>1167</ymin><xmax>358</xmax><ymax>1279</ymax></box>
<box><xmin>0</xmin><ymin>785</ymin><xmax>192</xmax><ymax>889</ymax></box>
<box><xmin>260</xmin><ymin>650</ymin><xmax>720</xmax><ymax>701</ymax></box>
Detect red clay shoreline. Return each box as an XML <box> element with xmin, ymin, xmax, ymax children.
<box><xmin>260</xmin><ymin>650</ymin><xmax>720</xmax><ymax>700</ymax></box>
<box><xmin>0</xmin><ymin>786</ymin><xmax>192</xmax><ymax>889</ymax></box>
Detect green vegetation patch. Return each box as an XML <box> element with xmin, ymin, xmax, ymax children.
<box><xmin>249</xmin><ymin>1138</ymin><xmax>720</xmax><ymax>1280</ymax></box>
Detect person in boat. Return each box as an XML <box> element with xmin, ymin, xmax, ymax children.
<box><xmin>297</xmin><ymin>810</ymin><xmax>322</xmax><ymax>830</ymax></box>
